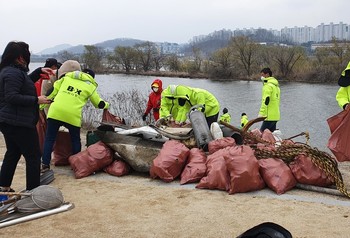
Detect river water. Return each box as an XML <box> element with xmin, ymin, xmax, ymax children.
<box><xmin>30</xmin><ymin>63</ymin><xmax>341</xmax><ymax>151</ymax></box>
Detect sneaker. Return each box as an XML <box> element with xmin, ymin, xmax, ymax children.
<box><xmin>41</xmin><ymin>164</ymin><xmax>50</xmax><ymax>174</ymax></box>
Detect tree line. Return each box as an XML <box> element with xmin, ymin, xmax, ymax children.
<box><xmin>57</xmin><ymin>36</ymin><xmax>350</xmax><ymax>83</ymax></box>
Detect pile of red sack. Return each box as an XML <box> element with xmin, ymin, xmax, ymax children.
<box><xmin>49</xmin><ymin>107</ymin><xmax>337</xmax><ymax>195</ymax></box>
<box><xmin>52</xmin><ymin>109</ymin><xmax>130</xmax><ymax>179</ymax></box>
<box><xmin>150</xmin><ymin>129</ymin><xmax>334</xmax><ymax>195</ymax></box>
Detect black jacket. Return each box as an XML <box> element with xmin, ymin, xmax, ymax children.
<box><xmin>0</xmin><ymin>65</ymin><xmax>40</xmax><ymax>128</ymax></box>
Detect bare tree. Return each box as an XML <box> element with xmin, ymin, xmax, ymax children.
<box><xmin>311</xmin><ymin>40</ymin><xmax>350</xmax><ymax>82</ymax></box>
<box><xmin>257</xmin><ymin>46</ymin><xmax>273</xmax><ymax>68</ymax></box>
<box><xmin>81</xmin><ymin>45</ymin><xmax>105</xmax><ymax>71</ymax></box>
<box><xmin>57</xmin><ymin>50</ymin><xmax>80</xmax><ymax>63</ymax></box>
<box><xmin>211</xmin><ymin>47</ymin><xmax>234</xmax><ymax>70</ymax></box>
<box><xmin>209</xmin><ymin>47</ymin><xmax>235</xmax><ymax>78</ymax></box>
<box><xmin>191</xmin><ymin>44</ymin><xmax>203</xmax><ymax>73</ymax></box>
<box><xmin>230</xmin><ymin>36</ymin><xmax>260</xmax><ymax>78</ymax></box>
<box><xmin>164</xmin><ymin>54</ymin><xmax>181</xmax><ymax>72</ymax></box>
<box><xmin>153</xmin><ymin>54</ymin><xmax>166</xmax><ymax>71</ymax></box>
<box><xmin>328</xmin><ymin>38</ymin><xmax>350</xmax><ymax>73</ymax></box>
<box><xmin>271</xmin><ymin>45</ymin><xmax>305</xmax><ymax>78</ymax></box>
<box><xmin>134</xmin><ymin>41</ymin><xmax>158</xmax><ymax>72</ymax></box>
<box><xmin>113</xmin><ymin>46</ymin><xmax>138</xmax><ymax>73</ymax></box>
<box><xmin>105</xmin><ymin>53</ymin><xmax>120</xmax><ymax>71</ymax></box>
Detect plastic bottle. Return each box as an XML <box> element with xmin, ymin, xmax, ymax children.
<box><xmin>210</xmin><ymin>122</ymin><xmax>223</xmax><ymax>139</ymax></box>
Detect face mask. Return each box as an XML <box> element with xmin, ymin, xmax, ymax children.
<box><xmin>260</xmin><ymin>76</ymin><xmax>265</xmax><ymax>81</ymax></box>
<box><xmin>153</xmin><ymin>87</ymin><xmax>159</xmax><ymax>93</ymax></box>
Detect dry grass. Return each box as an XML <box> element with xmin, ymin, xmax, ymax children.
<box><xmin>81</xmin><ymin>89</ymin><xmax>150</xmax><ymax>130</ymax></box>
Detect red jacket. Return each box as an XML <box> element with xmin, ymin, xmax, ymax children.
<box><xmin>34</xmin><ymin>73</ymin><xmax>50</xmax><ymax>96</ymax></box>
<box><xmin>144</xmin><ymin>79</ymin><xmax>163</xmax><ymax>120</ymax></box>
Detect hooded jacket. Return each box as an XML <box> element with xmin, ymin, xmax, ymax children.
<box><xmin>336</xmin><ymin>87</ymin><xmax>350</xmax><ymax>109</ymax></box>
<box><xmin>259</xmin><ymin>77</ymin><xmax>280</xmax><ymax>121</ymax></box>
<box><xmin>144</xmin><ymin>79</ymin><xmax>163</xmax><ymax>120</ymax></box>
<box><xmin>46</xmin><ymin>71</ymin><xmax>109</xmax><ymax>127</ymax></box>
<box><xmin>336</xmin><ymin>62</ymin><xmax>350</xmax><ymax>109</ymax></box>
<box><xmin>338</xmin><ymin>61</ymin><xmax>350</xmax><ymax>87</ymax></box>
<box><xmin>219</xmin><ymin>113</ymin><xmax>231</xmax><ymax>123</ymax></box>
<box><xmin>160</xmin><ymin>85</ymin><xmax>220</xmax><ymax>123</ymax></box>
<box><xmin>0</xmin><ymin>65</ymin><xmax>40</xmax><ymax>128</ymax></box>
<box><xmin>241</xmin><ymin>114</ymin><xmax>249</xmax><ymax>127</ymax></box>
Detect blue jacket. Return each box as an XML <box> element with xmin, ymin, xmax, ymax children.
<box><xmin>0</xmin><ymin>65</ymin><xmax>40</xmax><ymax>128</ymax></box>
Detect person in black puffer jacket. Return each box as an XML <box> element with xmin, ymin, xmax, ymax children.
<box><xmin>0</xmin><ymin>41</ymin><xmax>53</xmax><ymax>192</ymax></box>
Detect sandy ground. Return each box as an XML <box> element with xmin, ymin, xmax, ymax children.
<box><xmin>1</xmin><ymin>132</ymin><xmax>350</xmax><ymax>237</ymax></box>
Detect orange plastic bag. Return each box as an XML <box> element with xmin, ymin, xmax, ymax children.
<box><xmin>327</xmin><ymin>108</ymin><xmax>350</xmax><ymax>162</ymax></box>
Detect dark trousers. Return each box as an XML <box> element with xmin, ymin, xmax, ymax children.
<box><xmin>206</xmin><ymin>113</ymin><xmax>219</xmax><ymax>128</ymax></box>
<box><xmin>260</xmin><ymin>121</ymin><xmax>278</xmax><ymax>133</ymax></box>
<box><xmin>42</xmin><ymin>118</ymin><xmax>81</xmax><ymax>166</ymax></box>
<box><xmin>0</xmin><ymin>123</ymin><xmax>40</xmax><ymax>190</ymax></box>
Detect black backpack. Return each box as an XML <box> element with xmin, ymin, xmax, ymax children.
<box><xmin>237</xmin><ymin>222</ymin><xmax>292</xmax><ymax>238</ymax></box>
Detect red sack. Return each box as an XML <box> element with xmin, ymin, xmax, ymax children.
<box><xmin>149</xmin><ymin>140</ymin><xmax>190</xmax><ymax>182</ymax></box>
<box><xmin>180</xmin><ymin>148</ymin><xmax>207</xmax><ymax>185</ymax></box>
<box><xmin>34</xmin><ymin>74</ymin><xmax>50</xmax><ymax>96</ymax></box>
<box><xmin>256</xmin><ymin>129</ymin><xmax>276</xmax><ymax>151</ymax></box>
<box><xmin>289</xmin><ymin>154</ymin><xmax>334</xmax><ymax>187</ymax></box>
<box><xmin>52</xmin><ymin>130</ymin><xmax>73</xmax><ymax>166</ymax></box>
<box><xmin>328</xmin><ymin>108</ymin><xmax>349</xmax><ymax>133</ymax></box>
<box><xmin>224</xmin><ymin>145</ymin><xmax>265</xmax><ymax>194</ymax></box>
<box><xmin>208</xmin><ymin>137</ymin><xmax>236</xmax><ymax>155</ymax></box>
<box><xmin>104</xmin><ymin>160</ymin><xmax>130</xmax><ymax>177</ymax></box>
<box><xmin>327</xmin><ymin>108</ymin><xmax>350</xmax><ymax>162</ymax></box>
<box><xmin>261</xmin><ymin>129</ymin><xmax>276</xmax><ymax>143</ymax></box>
<box><xmin>196</xmin><ymin>147</ymin><xmax>231</xmax><ymax>191</ymax></box>
<box><xmin>69</xmin><ymin>141</ymin><xmax>114</xmax><ymax>179</ymax></box>
<box><xmin>36</xmin><ymin>110</ymin><xmax>47</xmax><ymax>154</ymax></box>
<box><xmin>258</xmin><ymin>158</ymin><xmax>296</xmax><ymax>195</ymax></box>
<box><xmin>250</xmin><ymin>128</ymin><xmax>262</xmax><ymax>138</ymax></box>
<box><xmin>102</xmin><ymin>109</ymin><xmax>125</xmax><ymax>125</ymax></box>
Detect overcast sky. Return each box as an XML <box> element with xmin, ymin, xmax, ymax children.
<box><xmin>0</xmin><ymin>0</ymin><xmax>348</xmax><ymax>54</ymax></box>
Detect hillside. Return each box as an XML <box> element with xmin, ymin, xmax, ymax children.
<box><xmin>38</xmin><ymin>38</ymin><xmax>152</xmax><ymax>55</ymax></box>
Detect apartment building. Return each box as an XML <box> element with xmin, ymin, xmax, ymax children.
<box><xmin>281</xmin><ymin>22</ymin><xmax>350</xmax><ymax>43</ymax></box>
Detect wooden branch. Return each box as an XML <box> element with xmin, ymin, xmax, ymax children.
<box><xmin>295</xmin><ymin>183</ymin><xmax>345</xmax><ymax>197</ymax></box>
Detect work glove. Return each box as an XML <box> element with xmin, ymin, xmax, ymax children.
<box><xmin>201</xmin><ymin>104</ymin><xmax>205</xmax><ymax>112</ymax></box>
<box><xmin>155</xmin><ymin>117</ymin><xmax>166</xmax><ymax>127</ymax></box>
<box><xmin>142</xmin><ymin>114</ymin><xmax>147</xmax><ymax>121</ymax></box>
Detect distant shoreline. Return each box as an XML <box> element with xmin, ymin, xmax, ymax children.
<box><xmin>30</xmin><ymin>62</ymin><xmax>337</xmax><ymax>84</ymax></box>
<box><xmin>102</xmin><ymin>70</ymin><xmax>337</xmax><ymax>85</ymax></box>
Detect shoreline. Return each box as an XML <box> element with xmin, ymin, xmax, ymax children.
<box><xmin>100</xmin><ymin>71</ymin><xmax>338</xmax><ymax>85</ymax></box>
